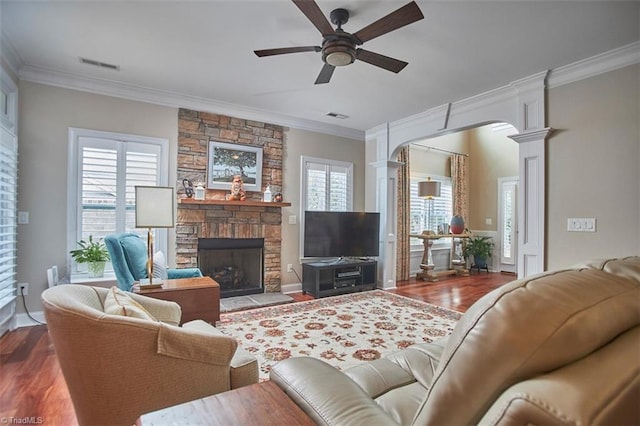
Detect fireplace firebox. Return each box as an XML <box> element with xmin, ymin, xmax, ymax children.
<box><xmin>198</xmin><ymin>238</ymin><xmax>264</xmax><ymax>298</ymax></box>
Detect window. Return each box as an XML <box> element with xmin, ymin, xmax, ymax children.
<box><xmin>301</xmin><ymin>156</ymin><xmax>353</xmax><ymax>212</ymax></box>
<box><xmin>67</xmin><ymin>128</ymin><xmax>169</xmax><ymax>277</ymax></box>
<box><xmin>410</xmin><ymin>175</ymin><xmax>453</xmax><ymax>245</ymax></box>
<box><xmin>0</xmin><ymin>67</ymin><xmax>17</xmax><ymax>336</ymax></box>
<box><xmin>300</xmin><ymin>156</ymin><xmax>353</xmax><ymax>257</ymax></box>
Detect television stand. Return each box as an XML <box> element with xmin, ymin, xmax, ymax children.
<box><xmin>302</xmin><ymin>259</ymin><xmax>377</xmax><ymax>298</ymax></box>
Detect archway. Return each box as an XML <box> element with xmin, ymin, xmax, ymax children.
<box><xmin>404</xmin><ymin>124</ymin><xmax>519</xmax><ymax>277</ymax></box>
<box><xmin>365</xmin><ymin>71</ymin><xmax>552</xmax><ymax>289</ymax></box>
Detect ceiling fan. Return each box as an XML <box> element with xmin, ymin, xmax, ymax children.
<box><xmin>254</xmin><ymin>0</ymin><xmax>424</xmax><ymax>84</ymax></box>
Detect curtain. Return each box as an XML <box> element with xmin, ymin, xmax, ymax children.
<box><xmin>451</xmin><ymin>154</ymin><xmax>469</xmax><ymax>227</ymax></box>
<box><xmin>396</xmin><ymin>147</ymin><xmax>411</xmax><ymax>281</ymax></box>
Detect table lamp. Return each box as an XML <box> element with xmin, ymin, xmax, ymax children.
<box><xmin>418</xmin><ymin>177</ymin><xmax>441</xmax><ymax>232</ymax></box>
<box><xmin>135</xmin><ymin>186</ymin><xmax>175</xmax><ymax>286</ymax></box>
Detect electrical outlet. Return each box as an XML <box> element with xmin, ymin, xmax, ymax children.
<box><xmin>18</xmin><ymin>283</ymin><xmax>28</xmax><ymax>296</ymax></box>
<box><xmin>287</xmin><ymin>264</ymin><xmax>293</xmax><ymax>273</ymax></box>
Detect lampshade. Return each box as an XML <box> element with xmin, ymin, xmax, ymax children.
<box><xmin>135</xmin><ymin>186</ymin><xmax>175</xmax><ymax>228</ymax></box>
<box><xmin>418</xmin><ymin>178</ymin><xmax>441</xmax><ymax>199</ymax></box>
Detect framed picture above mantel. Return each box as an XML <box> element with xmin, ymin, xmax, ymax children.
<box><xmin>207</xmin><ymin>141</ymin><xmax>263</xmax><ymax>191</ymax></box>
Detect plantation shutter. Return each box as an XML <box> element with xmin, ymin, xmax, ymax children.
<box><xmin>80</xmin><ymin>143</ymin><xmax>118</xmax><ymax>241</ymax></box>
<box><xmin>304</xmin><ymin>159</ymin><xmax>352</xmax><ymax>212</ymax></box>
<box><xmin>0</xmin><ymin>126</ymin><xmax>17</xmax><ymax>334</ymax></box>
<box><xmin>73</xmin><ymin>134</ymin><xmax>163</xmax><ymax>276</ymax></box>
<box><xmin>410</xmin><ymin>177</ymin><xmax>453</xmax><ymax>243</ymax></box>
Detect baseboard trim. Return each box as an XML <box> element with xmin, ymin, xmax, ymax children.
<box><xmin>281</xmin><ymin>283</ymin><xmax>302</xmax><ymax>294</ymax></box>
<box><xmin>15</xmin><ymin>311</ymin><xmax>46</xmax><ymax>328</ymax></box>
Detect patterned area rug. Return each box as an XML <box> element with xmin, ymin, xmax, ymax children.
<box><xmin>217</xmin><ymin>290</ymin><xmax>462</xmax><ymax>381</ymax></box>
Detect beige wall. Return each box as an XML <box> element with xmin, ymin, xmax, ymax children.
<box><xmin>280</xmin><ymin>128</ymin><xmax>366</xmax><ymax>286</ymax></box>
<box><xmin>467</xmin><ymin>126</ymin><xmax>519</xmax><ymax>230</ymax></box>
<box><xmin>410</xmin><ymin>131</ymin><xmax>468</xmax><ymax>178</ymax></box>
<box><xmin>410</xmin><ymin>126</ymin><xmax>518</xmax><ymax>232</ymax></box>
<box><xmin>547</xmin><ymin>64</ymin><xmax>640</xmax><ymax>269</ymax></box>
<box><xmin>17</xmin><ymin>82</ymin><xmax>179</xmax><ymax>314</ymax></box>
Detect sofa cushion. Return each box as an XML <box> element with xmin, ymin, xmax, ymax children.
<box><xmin>119</xmin><ymin>234</ymin><xmax>148</xmax><ymax>280</ymax></box>
<box><xmin>104</xmin><ymin>286</ymin><xmax>156</xmax><ymax>321</ymax></box>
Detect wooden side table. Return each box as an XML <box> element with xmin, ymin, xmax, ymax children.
<box><xmin>141</xmin><ymin>381</ymin><xmax>315</xmax><ymax>425</ymax></box>
<box><xmin>134</xmin><ymin>276</ymin><xmax>220</xmax><ymax>325</ymax></box>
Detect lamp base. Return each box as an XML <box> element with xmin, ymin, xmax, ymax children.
<box><xmin>138</xmin><ymin>279</ymin><xmax>163</xmax><ymax>290</ymax></box>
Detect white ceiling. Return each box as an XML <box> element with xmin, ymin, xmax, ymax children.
<box><xmin>1</xmin><ymin>1</ymin><xmax>638</xmax><ymax>139</ymax></box>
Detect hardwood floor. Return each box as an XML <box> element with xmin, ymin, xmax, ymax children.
<box><xmin>0</xmin><ymin>273</ymin><xmax>514</xmax><ymax>425</ymax></box>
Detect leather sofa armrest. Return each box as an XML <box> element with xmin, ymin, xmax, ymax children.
<box><xmin>270</xmin><ymin>357</ymin><xmax>400</xmax><ymax>426</ymax></box>
<box><xmin>479</xmin><ymin>326</ymin><xmax>640</xmax><ymax>426</ymax></box>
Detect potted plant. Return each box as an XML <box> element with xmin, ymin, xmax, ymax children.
<box><xmin>70</xmin><ymin>235</ymin><xmax>110</xmax><ymax>278</ymax></box>
<box><xmin>463</xmin><ymin>235</ymin><xmax>495</xmax><ymax>270</ymax></box>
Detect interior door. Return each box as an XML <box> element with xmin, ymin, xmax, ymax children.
<box><xmin>498</xmin><ymin>177</ymin><xmax>518</xmax><ymax>273</ymax></box>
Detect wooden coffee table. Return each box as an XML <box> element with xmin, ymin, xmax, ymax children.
<box><xmin>134</xmin><ymin>276</ymin><xmax>220</xmax><ymax>325</ymax></box>
<box><xmin>141</xmin><ymin>381</ymin><xmax>314</xmax><ymax>425</ymax></box>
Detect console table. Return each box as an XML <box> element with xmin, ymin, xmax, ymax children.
<box><xmin>133</xmin><ymin>276</ymin><xmax>220</xmax><ymax>325</ymax></box>
<box><xmin>141</xmin><ymin>381</ymin><xmax>315</xmax><ymax>425</ymax></box>
<box><xmin>410</xmin><ymin>232</ymin><xmax>471</xmax><ymax>282</ymax></box>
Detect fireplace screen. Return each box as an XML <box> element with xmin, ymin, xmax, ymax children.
<box><xmin>198</xmin><ymin>238</ymin><xmax>264</xmax><ymax>298</ymax></box>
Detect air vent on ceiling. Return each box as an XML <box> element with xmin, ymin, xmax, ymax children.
<box><xmin>326</xmin><ymin>112</ymin><xmax>349</xmax><ymax>119</ymax></box>
<box><xmin>79</xmin><ymin>57</ymin><xmax>120</xmax><ymax>71</ymax></box>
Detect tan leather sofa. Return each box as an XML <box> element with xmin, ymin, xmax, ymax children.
<box><xmin>271</xmin><ymin>257</ymin><xmax>640</xmax><ymax>425</ymax></box>
<box><xmin>42</xmin><ymin>284</ymin><xmax>258</xmax><ymax>426</ymax></box>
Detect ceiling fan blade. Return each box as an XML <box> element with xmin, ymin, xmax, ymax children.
<box><xmin>356</xmin><ymin>49</ymin><xmax>408</xmax><ymax>73</ymax></box>
<box><xmin>353</xmin><ymin>1</ymin><xmax>424</xmax><ymax>44</ymax></box>
<box><xmin>254</xmin><ymin>46</ymin><xmax>321</xmax><ymax>57</ymax></box>
<box><xmin>292</xmin><ymin>0</ymin><xmax>335</xmax><ymax>36</ymax></box>
<box><xmin>314</xmin><ymin>63</ymin><xmax>335</xmax><ymax>84</ymax></box>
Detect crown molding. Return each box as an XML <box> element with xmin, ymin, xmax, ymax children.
<box><xmin>547</xmin><ymin>41</ymin><xmax>640</xmax><ymax>88</ymax></box>
<box><xmin>18</xmin><ymin>64</ymin><xmax>365</xmax><ymax>141</ymax></box>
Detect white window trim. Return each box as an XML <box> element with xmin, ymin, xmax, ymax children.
<box><xmin>67</xmin><ymin>128</ymin><xmax>169</xmax><ymax>280</ymax></box>
<box><xmin>410</xmin><ymin>173</ymin><xmax>452</xmax><ymax>251</ymax></box>
<box><xmin>299</xmin><ymin>155</ymin><xmax>354</xmax><ymax>259</ymax></box>
<box><xmin>0</xmin><ymin>68</ymin><xmax>18</xmax><ymax>132</ymax></box>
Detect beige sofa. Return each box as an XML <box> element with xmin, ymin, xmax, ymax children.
<box><xmin>42</xmin><ymin>284</ymin><xmax>258</xmax><ymax>426</ymax></box>
<box><xmin>270</xmin><ymin>257</ymin><xmax>640</xmax><ymax>425</ymax></box>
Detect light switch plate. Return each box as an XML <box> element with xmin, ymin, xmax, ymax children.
<box><xmin>288</xmin><ymin>215</ymin><xmax>297</xmax><ymax>225</ymax></box>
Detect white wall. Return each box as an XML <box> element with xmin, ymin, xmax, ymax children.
<box><xmin>547</xmin><ymin>64</ymin><xmax>639</xmax><ymax>269</ymax></box>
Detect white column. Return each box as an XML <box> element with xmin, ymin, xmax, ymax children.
<box><xmin>369</xmin><ymin>159</ymin><xmax>403</xmax><ymax>289</ymax></box>
<box><xmin>509</xmin><ymin>128</ymin><xmax>553</xmax><ymax>277</ymax></box>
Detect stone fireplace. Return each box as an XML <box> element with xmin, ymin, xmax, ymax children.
<box><xmin>175</xmin><ymin>108</ymin><xmax>288</xmax><ymax>293</ymax></box>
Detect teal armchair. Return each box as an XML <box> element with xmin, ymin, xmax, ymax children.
<box><xmin>105</xmin><ymin>233</ymin><xmax>202</xmax><ymax>291</ymax></box>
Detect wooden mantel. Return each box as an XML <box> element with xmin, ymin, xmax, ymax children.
<box><xmin>178</xmin><ymin>198</ymin><xmax>291</xmax><ymax>208</ymax></box>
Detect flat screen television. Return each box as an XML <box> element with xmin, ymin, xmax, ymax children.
<box><xmin>303</xmin><ymin>211</ymin><xmax>380</xmax><ymax>258</ymax></box>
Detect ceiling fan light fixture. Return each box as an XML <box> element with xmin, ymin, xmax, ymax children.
<box><xmin>325</xmin><ymin>51</ymin><xmax>354</xmax><ymax>66</ymax></box>
<box><xmin>322</xmin><ymin>38</ymin><xmax>356</xmax><ymax>67</ymax></box>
